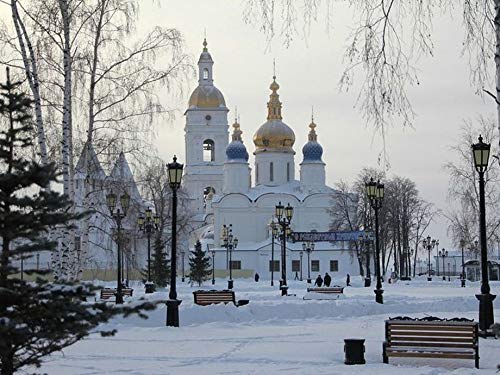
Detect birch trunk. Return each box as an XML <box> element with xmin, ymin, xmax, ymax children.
<box><xmin>495</xmin><ymin>0</ymin><xmax>500</xmax><ymax>162</ymax></box>
<box><xmin>78</xmin><ymin>0</ymin><xmax>107</xmax><ymax>280</ymax></box>
<box><xmin>58</xmin><ymin>0</ymin><xmax>75</xmax><ymax>280</ymax></box>
<box><xmin>10</xmin><ymin>0</ymin><xmax>48</xmax><ymax>166</ymax></box>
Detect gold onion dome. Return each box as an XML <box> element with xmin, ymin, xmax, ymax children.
<box><xmin>188</xmin><ymin>86</ymin><xmax>226</xmax><ymax>108</ymax></box>
<box><xmin>188</xmin><ymin>39</ymin><xmax>226</xmax><ymax>108</ymax></box>
<box><xmin>253</xmin><ymin>76</ymin><xmax>295</xmax><ymax>154</ymax></box>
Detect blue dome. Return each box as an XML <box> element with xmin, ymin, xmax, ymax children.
<box><xmin>226</xmin><ymin>141</ymin><xmax>249</xmax><ymax>161</ymax></box>
<box><xmin>302</xmin><ymin>141</ymin><xmax>323</xmax><ymax>162</ymax></box>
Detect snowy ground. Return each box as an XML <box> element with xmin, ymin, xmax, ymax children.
<box><xmin>39</xmin><ymin>276</ymin><xmax>500</xmax><ymax>374</ymax></box>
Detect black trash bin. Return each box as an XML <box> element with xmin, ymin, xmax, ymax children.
<box><xmin>344</xmin><ymin>338</ymin><xmax>366</xmax><ymax>365</ymax></box>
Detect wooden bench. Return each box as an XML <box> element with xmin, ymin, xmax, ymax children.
<box><xmin>383</xmin><ymin>317</ymin><xmax>479</xmax><ymax>368</ymax></box>
<box><xmin>193</xmin><ymin>290</ymin><xmax>249</xmax><ymax>307</ymax></box>
<box><xmin>100</xmin><ymin>287</ymin><xmax>133</xmax><ymax>300</ymax></box>
<box><xmin>306</xmin><ymin>286</ymin><xmax>344</xmax><ymax>294</ymax></box>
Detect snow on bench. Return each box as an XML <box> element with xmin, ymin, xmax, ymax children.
<box><xmin>100</xmin><ymin>287</ymin><xmax>133</xmax><ymax>300</ymax></box>
<box><xmin>383</xmin><ymin>317</ymin><xmax>479</xmax><ymax>369</ymax></box>
<box><xmin>303</xmin><ymin>286</ymin><xmax>344</xmax><ymax>300</ymax></box>
<box><xmin>193</xmin><ymin>290</ymin><xmax>249</xmax><ymax>307</ymax></box>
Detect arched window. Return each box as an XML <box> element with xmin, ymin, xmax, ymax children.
<box><xmin>270</xmin><ymin>162</ymin><xmax>274</xmax><ymax>182</ymax></box>
<box><xmin>203</xmin><ymin>186</ymin><xmax>215</xmax><ymax>208</ymax></box>
<box><xmin>203</xmin><ymin>68</ymin><xmax>209</xmax><ymax>80</ymax></box>
<box><xmin>286</xmin><ymin>162</ymin><xmax>290</xmax><ymax>182</ymax></box>
<box><xmin>203</xmin><ymin>139</ymin><xmax>215</xmax><ymax>162</ymax></box>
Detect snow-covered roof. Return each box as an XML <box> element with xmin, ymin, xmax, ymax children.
<box><xmin>212</xmin><ymin>180</ymin><xmax>337</xmax><ymax>203</ymax></box>
<box><xmin>74</xmin><ymin>142</ymin><xmax>106</xmax><ymax>180</ymax></box>
<box><xmin>108</xmin><ymin>152</ymin><xmax>142</xmax><ymax>201</ymax></box>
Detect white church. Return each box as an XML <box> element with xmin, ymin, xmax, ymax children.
<box><xmin>183</xmin><ymin>40</ymin><xmax>360</xmax><ymax>280</ymax></box>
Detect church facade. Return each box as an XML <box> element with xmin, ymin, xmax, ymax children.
<box><xmin>184</xmin><ymin>40</ymin><xmax>361</xmax><ymax>280</ymax></box>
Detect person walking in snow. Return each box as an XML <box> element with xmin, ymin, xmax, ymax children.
<box><xmin>254</xmin><ymin>273</ymin><xmax>260</xmax><ymax>282</ymax></box>
<box><xmin>324</xmin><ymin>273</ymin><xmax>332</xmax><ymax>287</ymax></box>
<box><xmin>314</xmin><ymin>274</ymin><xmax>323</xmax><ymax>287</ymax></box>
<box><xmin>346</xmin><ymin>273</ymin><xmax>351</xmax><ymax>286</ymax></box>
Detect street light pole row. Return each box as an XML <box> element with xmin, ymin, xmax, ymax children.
<box><xmin>302</xmin><ymin>241</ymin><xmax>314</xmax><ymax>284</ymax></box>
<box><xmin>106</xmin><ymin>192</ymin><xmax>130</xmax><ymax>305</ymax></box>
<box><xmin>221</xmin><ymin>224</ymin><xmax>238</xmax><ymax>290</ymax></box>
<box><xmin>365</xmin><ymin>178</ymin><xmax>384</xmax><ymax>304</ymax></box>
<box><xmin>275</xmin><ymin>202</ymin><xmax>293</xmax><ymax>296</ymax></box>
<box><xmin>137</xmin><ymin>208</ymin><xmax>159</xmax><ymax>293</ymax></box>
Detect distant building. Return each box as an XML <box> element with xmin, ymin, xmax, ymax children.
<box><xmin>183</xmin><ymin>39</ymin><xmax>361</xmax><ymax>279</ymax></box>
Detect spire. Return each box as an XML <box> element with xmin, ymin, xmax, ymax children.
<box><xmin>203</xmin><ymin>37</ymin><xmax>208</xmax><ymax>52</ymax></box>
<box><xmin>267</xmin><ymin>76</ymin><xmax>283</xmax><ymax>120</ymax></box>
<box><xmin>308</xmin><ymin>108</ymin><xmax>317</xmax><ymax>142</ymax></box>
<box><xmin>308</xmin><ymin>120</ymin><xmax>318</xmax><ymax>142</ymax></box>
<box><xmin>231</xmin><ymin>116</ymin><xmax>243</xmax><ymax>142</ymax></box>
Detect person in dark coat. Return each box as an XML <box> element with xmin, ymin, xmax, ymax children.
<box><xmin>346</xmin><ymin>273</ymin><xmax>351</xmax><ymax>286</ymax></box>
<box><xmin>314</xmin><ymin>274</ymin><xmax>323</xmax><ymax>287</ymax></box>
<box><xmin>324</xmin><ymin>273</ymin><xmax>332</xmax><ymax>287</ymax></box>
<box><xmin>254</xmin><ymin>273</ymin><xmax>260</xmax><ymax>282</ymax></box>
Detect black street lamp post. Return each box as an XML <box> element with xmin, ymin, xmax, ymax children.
<box><xmin>138</xmin><ymin>208</ymin><xmax>159</xmax><ymax>293</ymax></box>
<box><xmin>181</xmin><ymin>250</ymin><xmax>185</xmax><ymax>282</ymax></box>
<box><xmin>366</xmin><ymin>178</ymin><xmax>384</xmax><ymax>304</ymax></box>
<box><xmin>276</xmin><ymin>202</ymin><xmax>293</xmax><ymax>296</ymax></box>
<box><xmin>269</xmin><ymin>220</ymin><xmax>278</xmax><ymax>286</ymax></box>
<box><xmin>460</xmin><ymin>239</ymin><xmax>466</xmax><ymax>287</ymax></box>
<box><xmin>423</xmin><ymin>236</ymin><xmax>436</xmax><ymax>281</ymax></box>
<box><xmin>302</xmin><ymin>241</ymin><xmax>314</xmax><ymax>283</ymax></box>
<box><xmin>106</xmin><ymin>191</ymin><xmax>130</xmax><ymax>304</ymax></box>
<box><xmin>439</xmin><ymin>249</ymin><xmax>448</xmax><ymax>281</ymax></box>
<box><xmin>166</xmin><ymin>156</ymin><xmax>183</xmax><ymax>327</ymax></box>
<box><xmin>221</xmin><ymin>224</ymin><xmax>232</xmax><ymax>272</ymax></box>
<box><xmin>358</xmin><ymin>233</ymin><xmax>372</xmax><ymax>287</ymax></box>
<box><xmin>471</xmin><ymin>135</ymin><xmax>496</xmax><ymax>336</ymax></box>
<box><xmin>221</xmin><ymin>224</ymin><xmax>238</xmax><ymax>289</ymax></box>
<box><xmin>211</xmin><ymin>249</ymin><xmax>216</xmax><ymax>285</ymax></box>
<box><xmin>447</xmin><ymin>262</ymin><xmax>451</xmax><ymax>282</ymax></box>
<box><xmin>299</xmin><ymin>250</ymin><xmax>303</xmax><ymax>281</ymax></box>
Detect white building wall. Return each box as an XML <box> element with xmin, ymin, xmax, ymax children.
<box><xmin>254</xmin><ymin>152</ymin><xmax>295</xmax><ymax>186</ymax></box>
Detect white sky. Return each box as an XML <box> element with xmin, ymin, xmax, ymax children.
<box><xmin>138</xmin><ymin>1</ymin><xmax>495</xmax><ymax>252</ymax></box>
<box><xmin>2</xmin><ymin>1</ymin><xmax>494</xmax><ymax>252</ymax></box>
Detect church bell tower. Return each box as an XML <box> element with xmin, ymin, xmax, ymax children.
<box><xmin>183</xmin><ymin>39</ymin><xmax>229</xmax><ymax>216</ymax></box>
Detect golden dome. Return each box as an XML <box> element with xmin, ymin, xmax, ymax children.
<box><xmin>253</xmin><ymin>119</ymin><xmax>295</xmax><ymax>153</ymax></box>
<box><xmin>253</xmin><ymin>76</ymin><xmax>295</xmax><ymax>154</ymax></box>
<box><xmin>188</xmin><ymin>85</ymin><xmax>226</xmax><ymax>108</ymax></box>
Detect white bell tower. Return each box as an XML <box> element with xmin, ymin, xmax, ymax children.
<box><xmin>183</xmin><ymin>39</ymin><xmax>229</xmax><ymax>216</ymax></box>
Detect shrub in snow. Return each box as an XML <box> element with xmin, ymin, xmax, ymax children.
<box><xmin>0</xmin><ymin>72</ymin><xmax>156</xmax><ymax>375</ymax></box>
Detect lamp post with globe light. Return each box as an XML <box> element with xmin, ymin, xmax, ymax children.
<box><xmin>366</xmin><ymin>178</ymin><xmax>384</xmax><ymax>304</ymax></box>
<box><xmin>276</xmin><ymin>202</ymin><xmax>293</xmax><ymax>296</ymax></box>
<box><xmin>106</xmin><ymin>191</ymin><xmax>130</xmax><ymax>304</ymax></box>
<box><xmin>423</xmin><ymin>236</ymin><xmax>436</xmax><ymax>281</ymax></box>
<box><xmin>166</xmin><ymin>156</ymin><xmax>183</xmax><ymax>327</ymax></box>
<box><xmin>302</xmin><ymin>241</ymin><xmax>315</xmax><ymax>284</ymax></box>
<box><xmin>137</xmin><ymin>208</ymin><xmax>160</xmax><ymax>293</ymax></box>
<box><xmin>460</xmin><ymin>239</ymin><xmax>466</xmax><ymax>287</ymax></box>
<box><xmin>471</xmin><ymin>135</ymin><xmax>496</xmax><ymax>336</ymax></box>
<box><xmin>439</xmin><ymin>249</ymin><xmax>448</xmax><ymax>281</ymax></box>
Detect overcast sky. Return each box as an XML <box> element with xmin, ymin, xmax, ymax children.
<box><xmin>135</xmin><ymin>1</ymin><xmax>497</xmax><ymax>252</ymax></box>
<box><xmin>1</xmin><ymin>1</ymin><xmax>489</xmax><ymax>251</ymax></box>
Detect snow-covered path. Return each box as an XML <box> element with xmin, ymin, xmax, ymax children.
<box><xmin>39</xmin><ymin>277</ymin><xmax>500</xmax><ymax>374</ymax></box>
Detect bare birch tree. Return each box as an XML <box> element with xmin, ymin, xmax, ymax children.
<box><xmin>243</xmin><ymin>1</ymin><xmax>500</xmax><ymax>164</ymax></box>
<box><xmin>444</xmin><ymin>117</ymin><xmax>500</xmax><ymax>256</ymax></box>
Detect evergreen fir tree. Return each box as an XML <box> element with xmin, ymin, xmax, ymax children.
<box><xmin>188</xmin><ymin>240</ymin><xmax>211</xmax><ymax>287</ymax></box>
<box><xmin>141</xmin><ymin>237</ymin><xmax>170</xmax><ymax>288</ymax></box>
<box><xmin>0</xmin><ymin>70</ymin><xmax>155</xmax><ymax>375</ymax></box>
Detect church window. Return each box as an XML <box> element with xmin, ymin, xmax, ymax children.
<box><xmin>286</xmin><ymin>163</ymin><xmax>290</xmax><ymax>182</ymax></box>
<box><xmin>203</xmin><ymin>139</ymin><xmax>215</xmax><ymax>162</ymax></box>
<box><xmin>311</xmin><ymin>260</ymin><xmax>320</xmax><ymax>272</ymax></box>
<box><xmin>75</xmin><ymin>180</ymin><xmax>79</xmax><ymax>190</ymax></box>
<box><xmin>203</xmin><ymin>68</ymin><xmax>209</xmax><ymax>80</ymax></box>
<box><xmin>203</xmin><ymin>186</ymin><xmax>215</xmax><ymax>208</ymax></box>
<box><xmin>330</xmin><ymin>260</ymin><xmax>339</xmax><ymax>272</ymax></box>
<box><xmin>270</xmin><ymin>162</ymin><xmax>274</xmax><ymax>182</ymax></box>
<box><xmin>230</xmin><ymin>260</ymin><xmax>241</xmax><ymax>270</ymax></box>
<box><xmin>75</xmin><ymin>236</ymin><xmax>81</xmax><ymax>254</ymax></box>
<box><xmin>269</xmin><ymin>260</ymin><xmax>280</xmax><ymax>272</ymax></box>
